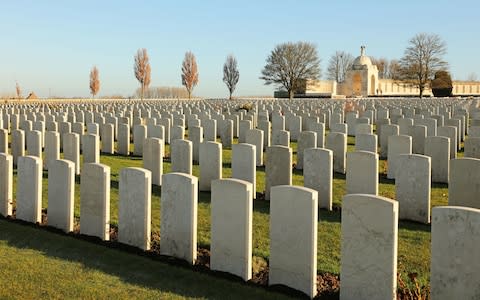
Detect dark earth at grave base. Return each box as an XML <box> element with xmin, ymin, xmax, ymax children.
<box><xmin>10</xmin><ymin>209</ymin><xmax>424</xmax><ymax>299</ymax></box>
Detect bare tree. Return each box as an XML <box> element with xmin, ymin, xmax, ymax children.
<box><xmin>15</xmin><ymin>81</ymin><xmax>21</xmax><ymax>99</ymax></box>
<box><xmin>326</xmin><ymin>51</ymin><xmax>354</xmax><ymax>83</ymax></box>
<box><xmin>388</xmin><ymin>59</ymin><xmax>401</xmax><ymax>80</ymax></box>
<box><xmin>134</xmin><ymin>86</ymin><xmax>189</xmax><ymax>99</ymax></box>
<box><xmin>260</xmin><ymin>41</ymin><xmax>321</xmax><ymax>99</ymax></box>
<box><xmin>223</xmin><ymin>55</ymin><xmax>240</xmax><ymax>100</ymax></box>
<box><xmin>371</xmin><ymin>57</ymin><xmax>390</xmax><ymax>79</ymax></box>
<box><xmin>181</xmin><ymin>51</ymin><xmax>199</xmax><ymax>99</ymax></box>
<box><xmin>134</xmin><ymin>48</ymin><xmax>151</xmax><ymax>100</ymax></box>
<box><xmin>399</xmin><ymin>33</ymin><xmax>448</xmax><ymax>97</ymax></box>
<box><xmin>89</xmin><ymin>66</ymin><xmax>100</xmax><ymax>98</ymax></box>
<box><xmin>370</xmin><ymin>57</ymin><xmax>402</xmax><ymax>79</ymax></box>
<box><xmin>467</xmin><ymin>72</ymin><xmax>478</xmax><ymax>81</ymax></box>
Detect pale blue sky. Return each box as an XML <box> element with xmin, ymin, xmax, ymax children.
<box><xmin>1</xmin><ymin>0</ymin><xmax>479</xmax><ymax>98</ymax></box>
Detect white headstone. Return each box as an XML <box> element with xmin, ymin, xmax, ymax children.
<box><xmin>346</xmin><ymin>151</ymin><xmax>378</xmax><ymax>195</ymax></box>
<box><xmin>355</xmin><ymin>133</ymin><xmax>377</xmax><ymax>153</ymax></box>
<box><xmin>425</xmin><ymin>136</ymin><xmax>450</xmax><ymax>183</ymax></box>
<box><xmin>346</xmin><ymin>112</ymin><xmax>358</xmax><ymax>136</ymax></box>
<box><xmin>271</xmin><ymin>130</ymin><xmax>290</xmax><ymax>146</ymax></box>
<box><xmin>171</xmin><ymin>139</ymin><xmax>193</xmax><ymax>175</ymax></box>
<box><xmin>330</xmin><ymin>123</ymin><xmax>347</xmax><ymax>135</ymax></box>
<box><xmin>409</xmin><ymin>125</ymin><xmax>427</xmax><ymax>155</ymax></box>
<box><xmin>11</xmin><ymin>129</ymin><xmax>25</xmax><ymax>166</ymax></box>
<box><xmin>72</xmin><ymin>122</ymin><xmax>84</xmax><ymax>143</ymax></box>
<box><xmin>437</xmin><ymin>126</ymin><xmax>457</xmax><ymax>159</ymax></box>
<box><xmin>376</xmin><ymin>118</ymin><xmax>391</xmax><ymax>143</ymax></box>
<box><xmin>133</xmin><ymin>124</ymin><xmax>147</xmax><ymax>156</ymax></box>
<box><xmin>33</xmin><ymin>121</ymin><xmax>45</xmax><ymax>148</ymax></box>
<box><xmin>464</xmin><ymin>137</ymin><xmax>480</xmax><ymax>159</ymax></box>
<box><xmin>449</xmin><ymin>158</ymin><xmax>480</xmax><ymax>209</ymax></box>
<box><xmin>387</xmin><ymin>135</ymin><xmax>412</xmax><ymax>179</ymax></box>
<box><xmin>189</xmin><ymin>126</ymin><xmax>203</xmax><ymax>163</ymax></box>
<box><xmin>44</xmin><ymin>131</ymin><xmax>60</xmax><ymax>171</ymax></box>
<box><xmin>341</xmin><ymin>194</ymin><xmax>398</xmax><ymax>300</ymax></box>
<box><xmin>160</xmin><ymin>173</ymin><xmax>198</xmax><ymax>264</ymax></box>
<box><xmin>269</xmin><ymin>185</ymin><xmax>317</xmax><ymax>298</ymax></box>
<box><xmin>380</xmin><ymin>124</ymin><xmax>399</xmax><ymax>158</ymax></box>
<box><xmin>117</xmin><ymin>123</ymin><xmax>130</xmax><ymax>156</ymax></box>
<box><xmin>63</xmin><ymin>132</ymin><xmax>80</xmax><ymax>175</ymax></box>
<box><xmin>258</xmin><ymin>120</ymin><xmax>271</xmax><ymax>148</ymax></box>
<box><xmin>245</xmin><ymin>129</ymin><xmax>264</xmax><ymax>166</ymax></box>
<box><xmin>48</xmin><ymin>159</ymin><xmax>75</xmax><ymax>232</ymax></box>
<box><xmin>58</xmin><ymin>121</ymin><xmax>71</xmax><ymax>149</ymax></box>
<box><xmin>398</xmin><ymin>117</ymin><xmax>414</xmax><ymax>135</ymax></box>
<box><xmin>143</xmin><ymin>138</ymin><xmax>163</xmax><ymax>186</ymax></box>
<box><xmin>310</xmin><ymin>122</ymin><xmax>325</xmax><ymax>148</ymax></box>
<box><xmin>0</xmin><ymin>153</ymin><xmax>13</xmax><ymax>217</ymax></box>
<box><xmin>82</xmin><ymin>134</ymin><xmax>100</xmax><ymax>164</ymax></box>
<box><xmin>101</xmin><ymin>123</ymin><xmax>114</xmax><ymax>154</ymax></box>
<box><xmin>0</xmin><ymin>129</ymin><xmax>7</xmax><ymax>154</ymax></box>
<box><xmin>232</xmin><ymin>143</ymin><xmax>256</xmax><ymax>198</ymax></box>
<box><xmin>211</xmin><ymin>179</ymin><xmax>253</xmax><ymax>281</ymax></box>
<box><xmin>355</xmin><ymin>123</ymin><xmax>373</xmax><ymax>135</ymax></box>
<box><xmin>265</xmin><ymin>145</ymin><xmax>292</xmax><ymax>200</ymax></box>
<box><xmin>296</xmin><ymin>131</ymin><xmax>316</xmax><ymax>170</ymax></box>
<box><xmin>416</xmin><ymin>117</ymin><xmax>437</xmax><ymax>136</ymax></box>
<box><xmin>26</xmin><ymin>130</ymin><xmax>42</xmax><ymax>157</ymax></box>
<box><xmin>118</xmin><ymin>167</ymin><xmax>152</xmax><ymax>250</ymax></box>
<box><xmin>396</xmin><ymin>154</ymin><xmax>431</xmax><ymax>223</ymax></box>
<box><xmin>304</xmin><ymin>148</ymin><xmax>332</xmax><ymax>210</ymax></box>
<box><xmin>445</xmin><ymin>118</ymin><xmax>461</xmax><ymax>149</ymax></box>
<box><xmin>272</xmin><ymin>115</ymin><xmax>285</xmax><ymax>131</ymax></box>
<box><xmin>203</xmin><ymin>119</ymin><xmax>217</xmax><ymax>142</ymax></box>
<box><xmin>158</xmin><ymin>118</ymin><xmax>171</xmax><ymax>144</ymax></box>
<box><xmin>199</xmin><ymin>141</ymin><xmax>222</xmax><ymax>191</ymax></box>
<box><xmin>16</xmin><ymin>156</ymin><xmax>42</xmax><ymax>223</ymax></box>
<box><xmin>220</xmin><ymin>120</ymin><xmax>233</xmax><ymax>149</ymax></box>
<box><xmin>80</xmin><ymin>163</ymin><xmax>110</xmax><ymax>241</ymax></box>
<box><xmin>238</xmin><ymin>120</ymin><xmax>252</xmax><ymax>143</ymax></box>
<box><xmin>171</xmin><ymin>125</ymin><xmax>185</xmax><ymax>141</ymax></box>
<box><xmin>289</xmin><ymin>115</ymin><xmax>302</xmax><ymax>141</ymax></box>
<box><xmin>326</xmin><ymin>132</ymin><xmax>347</xmax><ymax>174</ymax></box>
<box><xmin>468</xmin><ymin>125</ymin><xmax>480</xmax><ymax>137</ymax></box>
<box><xmin>430</xmin><ymin>206</ymin><xmax>480</xmax><ymax>299</ymax></box>
<box><xmin>87</xmin><ymin>123</ymin><xmax>99</xmax><ymax>136</ymax></box>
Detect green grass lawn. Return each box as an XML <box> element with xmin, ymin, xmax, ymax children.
<box><xmin>0</xmin><ymin>219</ymin><xmax>294</xmax><ymax>300</ymax></box>
<box><xmin>2</xmin><ymin>135</ymin><xmax>454</xmax><ymax>297</ymax></box>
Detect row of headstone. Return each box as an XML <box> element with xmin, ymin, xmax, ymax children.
<box><xmin>2</xmin><ymin>126</ymin><xmax>476</xmax><ymax>217</ymax></box>
<box><xmin>1</xmin><ymin>98</ymin><xmax>477</xmax><ymax>142</ymax></box>
<box><xmin>341</xmin><ymin>194</ymin><xmax>480</xmax><ymax>299</ymax></box>
<box><xmin>1</xmin><ymin>100</ymin><xmax>476</xmax><ymax>142</ymax></box>
<box><xmin>261</xmin><ymin>139</ymin><xmax>433</xmax><ymax>222</ymax></box>
<box><xmin>0</xmin><ymin>103</ymin><xmax>475</xmax><ymax>173</ymax></box>
<box><xmin>1</xmin><ymin>153</ymin><xmax>478</xmax><ymax>299</ymax></box>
